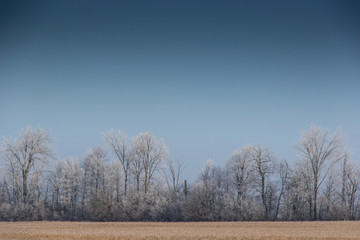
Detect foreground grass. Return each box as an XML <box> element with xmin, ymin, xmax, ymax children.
<box><xmin>0</xmin><ymin>221</ymin><xmax>360</xmax><ymax>240</ymax></box>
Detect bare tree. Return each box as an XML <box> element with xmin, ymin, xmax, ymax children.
<box><xmin>186</xmin><ymin>160</ymin><xmax>217</xmax><ymax>221</ymax></box>
<box><xmin>107</xmin><ymin>160</ymin><xmax>122</xmax><ymax>203</ymax></box>
<box><xmin>339</xmin><ymin>155</ymin><xmax>359</xmax><ymax>219</ymax></box>
<box><xmin>133</xmin><ymin>132</ymin><xmax>168</xmax><ymax>194</ymax></box>
<box><xmin>1</xmin><ymin>125</ymin><xmax>359</xmax><ymax>222</ymax></box>
<box><xmin>82</xmin><ymin>146</ymin><xmax>111</xmax><ymax>220</ymax></box>
<box><xmin>226</xmin><ymin>145</ymin><xmax>253</xmax><ymax>218</ymax></box>
<box><xmin>83</xmin><ymin>146</ymin><xmax>107</xmax><ymax>198</ymax></box>
<box><xmin>47</xmin><ymin>161</ymin><xmax>64</xmax><ymax>216</ymax></box>
<box><xmin>275</xmin><ymin>159</ymin><xmax>290</xmax><ymax>220</ymax></box>
<box><xmin>289</xmin><ymin>159</ymin><xmax>314</xmax><ymax>220</ymax></box>
<box><xmin>103</xmin><ymin>130</ymin><xmax>133</xmax><ymax>197</ymax></box>
<box><xmin>1</xmin><ymin>127</ymin><xmax>54</xmax><ymax>204</ymax></box>
<box><xmin>131</xmin><ymin>146</ymin><xmax>143</xmax><ymax>193</ymax></box>
<box><xmin>60</xmin><ymin>157</ymin><xmax>82</xmax><ymax>220</ymax></box>
<box><xmin>2</xmin><ymin>155</ymin><xmax>22</xmax><ymax>205</ymax></box>
<box><xmin>162</xmin><ymin>158</ymin><xmax>185</xmax><ymax>202</ymax></box>
<box><xmin>296</xmin><ymin>125</ymin><xmax>345</xmax><ymax>220</ymax></box>
<box><xmin>251</xmin><ymin>144</ymin><xmax>275</xmax><ymax>220</ymax></box>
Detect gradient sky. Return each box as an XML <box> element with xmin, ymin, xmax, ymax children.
<box><xmin>1</xmin><ymin>0</ymin><xmax>360</xmax><ymax>181</ymax></box>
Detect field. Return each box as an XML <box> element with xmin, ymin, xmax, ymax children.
<box><xmin>0</xmin><ymin>221</ymin><xmax>360</xmax><ymax>240</ymax></box>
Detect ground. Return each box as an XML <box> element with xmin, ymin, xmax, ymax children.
<box><xmin>0</xmin><ymin>221</ymin><xmax>359</xmax><ymax>240</ymax></box>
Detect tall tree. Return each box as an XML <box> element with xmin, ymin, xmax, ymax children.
<box><xmin>226</xmin><ymin>145</ymin><xmax>253</xmax><ymax>219</ymax></box>
<box><xmin>83</xmin><ymin>146</ymin><xmax>107</xmax><ymax>198</ymax></box>
<box><xmin>296</xmin><ymin>125</ymin><xmax>345</xmax><ymax>220</ymax></box>
<box><xmin>339</xmin><ymin>155</ymin><xmax>359</xmax><ymax>220</ymax></box>
<box><xmin>2</xmin><ymin>127</ymin><xmax>54</xmax><ymax>204</ymax></box>
<box><xmin>103</xmin><ymin>130</ymin><xmax>132</xmax><ymax>197</ymax></box>
<box><xmin>251</xmin><ymin>144</ymin><xmax>275</xmax><ymax>220</ymax></box>
<box><xmin>133</xmin><ymin>132</ymin><xmax>168</xmax><ymax>194</ymax></box>
<box><xmin>275</xmin><ymin>159</ymin><xmax>290</xmax><ymax>220</ymax></box>
<box><xmin>82</xmin><ymin>146</ymin><xmax>110</xmax><ymax>220</ymax></box>
<box><xmin>162</xmin><ymin>158</ymin><xmax>184</xmax><ymax>202</ymax></box>
<box><xmin>186</xmin><ymin>160</ymin><xmax>217</xmax><ymax>221</ymax></box>
<box><xmin>60</xmin><ymin>157</ymin><xmax>82</xmax><ymax>220</ymax></box>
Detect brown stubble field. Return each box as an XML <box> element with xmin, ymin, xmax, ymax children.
<box><xmin>0</xmin><ymin>221</ymin><xmax>359</xmax><ymax>240</ymax></box>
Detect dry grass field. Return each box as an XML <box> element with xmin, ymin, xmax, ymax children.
<box><xmin>0</xmin><ymin>221</ymin><xmax>359</xmax><ymax>240</ymax></box>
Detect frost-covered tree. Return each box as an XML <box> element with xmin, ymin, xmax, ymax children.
<box><xmin>339</xmin><ymin>156</ymin><xmax>359</xmax><ymax>220</ymax></box>
<box><xmin>103</xmin><ymin>130</ymin><xmax>133</xmax><ymax>197</ymax></box>
<box><xmin>133</xmin><ymin>132</ymin><xmax>168</xmax><ymax>194</ymax></box>
<box><xmin>185</xmin><ymin>160</ymin><xmax>233</xmax><ymax>221</ymax></box>
<box><xmin>288</xmin><ymin>160</ymin><xmax>314</xmax><ymax>220</ymax></box>
<box><xmin>1</xmin><ymin>125</ymin><xmax>359</xmax><ymax>221</ymax></box>
<box><xmin>226</xmin><ymin>145</ymin><xmax>253</xmax><ymax>218</ymax></box>
<box><xmin>1</xmin><ymin>127</ymin><xmax>54</xmax><ymax>204</ymax></box>
<box><xmin>59</xmin><ymin>157</ymin><xmax>82</xmax><ymax>220</ymax></box>
<box><xmin>274</xmin><ymin>159</ymin><xmax>290</xmax><ymax>220</ymax></box>
<box><xmin>162</xmin><ymin>158</ymin><xmax>184</xmax><ymax>202</ymax></box>
<box><xmin>251</xmin><ymin>144</ymin><xmax>276</xmax><ymax>220</ymax></box>
<box><xmin>107</xmin><ymin>160</ymin><xmax>122</xmax><ymax>204</ymax></box>
<box><xmin>185</xmin><ymin>160</ymin><xmax>217</xmax><ymax>221</ymax></box>
<box><xmin>83</xmin><ymin>146</ymin><xmax>107</xmax><ymax>198</ymax></box>
<box><xmin>47</xmin><ymin>161</ymin><xmax>64</xmax><ymax>218</ymax></box>
<box><xmin>80</xmin><ymin>146</ymin><xmax>126</xmax><ymax>221</ymax></box>
<box><xmin>81</xmin><ymin>146</ymin><xmax>110</xmax><ymax>220</ymax></box>
<box><xmin>296</xmin><ymin>125</ymin><xmax>345</xmax><ymax>220</ymax></box>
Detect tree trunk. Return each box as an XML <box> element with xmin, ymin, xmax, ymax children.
<box><xmin>313</xmin><ymin>182</ymin><xmax>318</xmax><ymax>220</ymax></box>
<box><xmin>261</xmin><ymin>172</ymin><xmax>268</xmax><ymax>220</ymax></box>
<box><xmin>22</xmin><ymin>169</ymin><xmax>28</xmax><ymax>204</ymax></box>
<box><xmin>124</xmin><ymin>171</ymin><xmax>128</xmax><ymax>197</ymax></box>
<box><xmin>136</xmin><ymin>175</ymin><xmax>140</xmax><ymax>193</ymax></box>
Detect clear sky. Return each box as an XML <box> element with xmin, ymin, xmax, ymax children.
<box><xmin>1</xmin><ymin>0</ymin><xmax>360</xmax><ymax>181</ymax></box>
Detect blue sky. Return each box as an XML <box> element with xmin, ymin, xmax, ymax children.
<box><xmin>1</xmin><ymin>0</ymin><xmax>360</xmax><ymax>181</ymax></box>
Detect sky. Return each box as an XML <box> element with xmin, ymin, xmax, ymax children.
<box><xmin>1</xmin><ymin>0</ymin><xmax>360</xmax><ymax>181</ymax></box>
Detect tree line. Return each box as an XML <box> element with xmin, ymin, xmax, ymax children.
<box><xmin>0</xmin><ymin>126</ymin><xmax>359</xmax><ymax>221</ymax></box>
